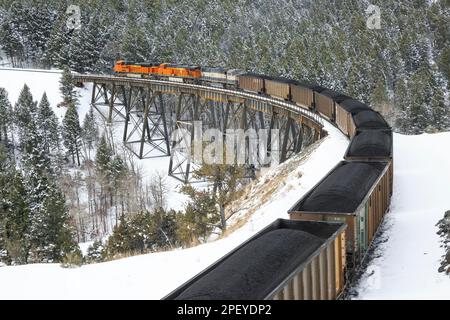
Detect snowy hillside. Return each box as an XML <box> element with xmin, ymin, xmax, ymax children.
<box><xmin>0</xmin><ymin>67</ymin><xmax>91</xmax><ymax>121</ymax></box>
<box><xmin>355</xmin><ymin>132</ymin><xmax>450</xmax><ymax>299</ymax></box>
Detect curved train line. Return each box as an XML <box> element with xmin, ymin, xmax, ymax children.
<box><xmin>73</xmin><ymin>71</ymin><xmax>392</xmax><ymax>300</ymax></box>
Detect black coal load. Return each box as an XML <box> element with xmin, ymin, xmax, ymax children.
<box><xmin>319</xmin><ymin>89</ymin><xmax>351</xmax><ymax>103</ymax></box>
<box><xmin>299</xmin><ymin>162</ymin><xmax>385</xmax><ymax>213</ymax></box>
<box><xmin>353</xmin><ymin>110</ymin><xmax>389</xmax><ymax>129</ymax></box>
<box><xmin>347</xmin><ymin>130</ymin><xmax>392</xmax><ymax>157</ymax></box>
<box><xmin>339</xmin><ymin>99</ymin><xmax>371</xmax><ymax>114</ymax></box>
<box><xmin>174</xmin><ymin>229</ymin><xmax>323</xmax><ymax>300</ymax></box>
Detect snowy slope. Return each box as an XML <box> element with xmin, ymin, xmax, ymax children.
<box><xmin>355</xmin><ymin>132</ymin><xmax>450</xmax><ymax>299</ymax></box>
<box><xmin>0</xmin><ymin>67</ymin><xmax>92</xmax><ymax>122</ymax></box>
<box><xmin>0</xmin><ymin>121</ymin><xmax>349</xmax><ymax>299</ymax></box>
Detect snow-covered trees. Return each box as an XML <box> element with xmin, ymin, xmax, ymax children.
<box><xmin>82</xmin><ymin>107</ymin><xmax>98</xmax><ymax>159</ymax></box>
<box><xmin>0</xmin><ymin>88</ymin><xmax>11</xmax><ymax>142</ymax></box>
<box><xmin>14</xmin><ymin>84</ymin><xmax>37</xmax><ymax>144</ymax></box>
<box><xmin>60</xmin><ymin>66</ymin><xmax>78</xmax><ymax>106</ymax></box>
<box><xmin>0</xmin><ymin>0</ymin><xmax>448</xmax><ymax>133</ymax></box>
<box><xmin>104</xmin><ymin>208</ymin><xmax>178</xmax><ymax>259</ymax></box>
<box><xmin>37</xmin><ymin>93</ymin><xmax>60</xmax><ymax>154</ymax></box>
<box><xmin>41</xmin><ymin>14</ymin><xmax>71</xmax><ymax>69</ymax></box>
<box><xmin>60</xmin><ymin>66</ymin><xmax>83</xmax><ymax>166</ymax></box>
<box><xmin>178</xmin><ymin>185</ymin><xmax>219</xmax><ymax>245</ymax></box>
<box><xmin>0</xmin><ymin>85</ymin><xmax>80</xmax><ymax>265</ymax></box>
<box><xmin>28</xmin><ymin>181</ymin><xmax>80</xmax><ymax>263</ymax></box>
<box><xmin>0</xmin><ymin>145</ymin><xmax>78</xmax><ymax>265</ymax></box>
<box><xmin>62</xmin><ymin>105</ymin><xmax>82</xmax><ymax>166</ymax></box>
<box><xmin>1</xmin><ymin>169</ymin><xmax>30</xmax><ymax>265</ymax></box>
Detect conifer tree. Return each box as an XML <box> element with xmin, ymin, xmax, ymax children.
<box><xmin>95</xmin><ymin>134</ymin><xmax>114</xmax><ymax>176</ymax></box>
<box><xmin>22</xmin><ymin>115</ymin><xmax>51</xmax><ymax>176</ymax></box>
<box><xmin>41</xmin><ymin>15</ymin><xmax>71</xmax><ymax>69</ymax></box>
<box><xmin>0</xmin><ymin>88</ymin><xmax>11</xmax><ymax>142</ymax></box>
<box><xmin>1</xmin><ymin>168</ymin><xmax>31</xmax><ymax>265</ymax></box>
<box><xmin>106</xmin><ymin>214</ymin><xmax>133</xmax><ymax>256</ymax></box>
<box><xmin>59</xmin><ymin>65</ymin><xmax>78</xmax><ymax>106</ymax></box>
<box><xmin>70</xmin><ymin>15</ymin><xmax>105</xmax><ymax>72</ymax></box>
<box><xmin>0</xmin><ymin>144</ymin><xmax>13</xmax><ymax>262</ymax></box>
<box><xmin>178</xmin><ymin>185</ymin><xmax>218</xmax><ymax>245</ymax></box>
<box><xmin>0</xmin><ymin>15</ymin><xmax>24</xmax><ymax>67</ymax></box>
<box><xmin>408</xmin><ymin>64</ymin><xmax>435</xmax><ymax>133</ymax></box>
<box><xmin>62</xmin><ymin>104</ymin><xmax>82</xmax><ymax>166</ymax></box>
<box><xmin>28</xmin><ymin>179</ymin><xmax>79</xmax><ymax>263</ymax></box>
<box><xmin>14</xmin><ymin>84</ymin><xmax>37</xmax><ymax>144</ymax></box>
<box><xmin>394</xmin><ymin>77</ymin><xmax>412</xmax><ymax>133</ymax></box>
<box><xmin>82</xmin><ymin>107</ymin><xmax>98</xmax><ymax>158</ymax></box>
<box><xmin>37</xmin><ymin>93</ymin><xmax>60</xmax><ymax>154</ymax></box>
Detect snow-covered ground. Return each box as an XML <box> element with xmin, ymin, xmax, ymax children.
<box><xmin>0</xmin><ymin>68</ymin><xmax>448</xmax><ymax>299</ymax></box>
<box><xmin>354</xmin><ymin>132</ymin><xmax>450</xmax><ymax>299</ymax></box>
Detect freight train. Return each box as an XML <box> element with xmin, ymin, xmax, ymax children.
<box><xmin>112</xmin><ymin>60</ymin><xmax>393</xmax><ymax>300</ymax></box>
<box><xmin>113</xmin><ymin>60</ymin><xmax>244</xmax><ymax>86</ymax></box>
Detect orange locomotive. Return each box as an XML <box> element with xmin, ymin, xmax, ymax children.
<box><xmin>114</xmin><ymin>60</ymin><xmax>201</xmax><ymax>82</ymax></box>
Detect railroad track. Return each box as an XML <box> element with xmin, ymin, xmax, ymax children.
<box><xmin>72</xmin><ymin>73</ymin><xmax>324</xmax><ymax>126</ymax></box>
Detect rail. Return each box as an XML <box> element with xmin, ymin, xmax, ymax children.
<box><xmin>72</xmin><ymin>73</ymin><xmax>324</xmax><ymax>127</ymax></box>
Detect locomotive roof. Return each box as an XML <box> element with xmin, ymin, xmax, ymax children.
<box><xmin>347</xmin><ymin>130</ymin><xmax>392</xmax><ymax>158</ymax></box>
<box><xmin>165</xmin><ymin>63</ymin><xmax>200</xmax><ymax>69</ymax></box>
<box><xmin>292</xmin><ymin>161</ymin><xmax>386</xmax><ymax>213</ymax></box>
<box><xmin>201</xmin><ymin>67</ymin><xmax>226</xmax><ymax>72</ymax></box>
<box><xmin>167</xmin><ymin>219</ymin><xmax>344</xmax><ymax>300</ymax></box>
<box><xmin>353</xmin><ymin>110</ymin><xmax>390</xmax><ymax>129</ymax></box>
<box><xmin>319</xmin><ymin>89</ymin><xmax>351</xmax><ymax>103</ymax></box>
<box><xmin>136</xmin><ymin>62</ymin><xmax>160</xmax><ymax>67</ymax></box>
<box><xmin>339</xmin><ymin>99</ymin><xmax>371</xmax><ymax>114</ymax></box>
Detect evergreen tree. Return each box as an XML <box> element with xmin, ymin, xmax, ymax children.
<box><xmin>408</xmin><ymin>64</ymin><xmax>435</xmax><ymax>133</ymax></box>
<box><xmin>150</xmin><ymin>208</ymin><xmax>178</xmax><ymax>249</ymax></box>
<box><xmin>14</xmin><ymin>84</ymin><xmax>37</xmax><ymax>144</ymax></box>
<box><xmin>86</xmin><ymin>239</ymin><xmax>105</xmax><ymax>263</ymax></box>
<box><xmin>0</xmin><ymin>144</ymin><xmax>14</xmax><ymax>262</ymax></box>
<box><xmin>62</xmin><ymin>104</ymin><xmax>82</xmax><ymax>166</ymax></box>
<box><xmin>106</xmin><ymin>214</ymin><xmax>133</xmax><ymax>256</ymax></box>
<box><xmin>178</xmin><ymin>185</ymin><xmax>218</xmax><ymax>245</ymax></box>
<box><xmin>28</xmin><ymin>181</ymin><xmax>79</xmax><ymax>263</ymax></box>
<box><xmin>41</xmin><ymin>15</ymin><xmax>71</xmax><ymax>69</ymax></box>
<box><xmin>70</xmin><ymin>15</ymin><xmax>105</xmax><ymax>72</ymax></box>
<box><xmin>192</xmin><ymin>152</ymin><xmax>245</xmax><ymax>230</ymax></box>
<box><xmin>1</xmin><ymin>168</ymin><xmax>31</xmax><ymax>265</ymax></box>
<box><xmin>0</xmin><ymin>88</ymin><xmax>11</xmax><ymax>142</ymax></box>
<box><xmin>0</xmin><ymin>15</ymin><xmax>24</xmax><ymax>67</ymax></box>
<box><xmin>22</xmin><ymin>115</ymin><xmax>51</xmax><ymax>176</ymax></box>
<box><xmin>394</xmin><ymin>76</ymin><xmax>412</xmax><ymax>133</ymax></box>
<box><xmin>95</xmin><ymin>134</ymin><xmax>114</xmax><ymax>176</ymax></box>
<box><xmin>82</xmin><ymin>107</ymin><xmax>98</xmax><ymax>158</ymax></box>
<box><xmin>110</xmin><ymin>155</ymin><xmax>127</xmax><ymax>189</ymax></box>
<box><xmin>37</xmin><ymin>93</ymin><xmax>60</xmax><ymax>154</ymax></box>
<box><xmin>59</xmin><ymin>65</ymin><xmax>78</xmax><ymax>106</ymax></box>
<box><xmin>27</xmin><ymin>5</ymin><xmax>56</xmax><ymax>66</ymax></box>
